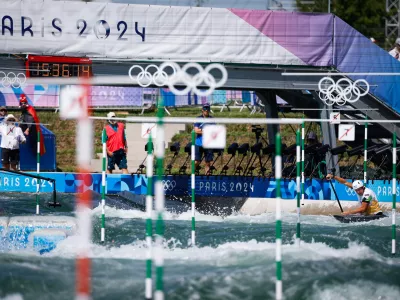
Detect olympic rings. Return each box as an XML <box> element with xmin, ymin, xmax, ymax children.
<box><xmin>128</xmin><ymin>62</ymin><xmax>228</xmax><ymax>96</ymax></box>
<box><xmin>0</xmin><ymin>71</ymin><xmax>26</xmax><ymax>88</ymax></box>
<box><xmin>318</xmin><ymin>76</ymin><xmax>369</xmax><ymax>106</ymax></box>
<box><xmin>162</xmin><ymin>180</ymin><xmax>176</xmax><ymax>191</ymax></box>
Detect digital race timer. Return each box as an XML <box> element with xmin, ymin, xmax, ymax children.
<box><xmin>26</xmin><ymin>55</ymin><xmax>92</xmax><ymax>78</ymax></box>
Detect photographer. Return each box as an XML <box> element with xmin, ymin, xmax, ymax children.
<box><xmin>194</xmin><ymin>104</ymin><xmax>214</xmax><ymax>175</ymax></box>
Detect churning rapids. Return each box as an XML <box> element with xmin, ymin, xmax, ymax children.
<box><xmin>1</xmin><ymin>193</ymin><xmax>400</xmax><ymax>300</ymax></box>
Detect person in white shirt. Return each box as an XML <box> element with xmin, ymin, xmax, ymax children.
<box><xmin>389</xmin><ymin>37</ymin><xmax>400</xmax><ymax>61</ymax></box>
<box><xmin>0</xmin><ymin>114</ymin><xmax>26</xmax><ymax>170</ymax></box>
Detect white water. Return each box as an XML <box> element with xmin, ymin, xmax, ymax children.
<box><xmin>92</xmin><ymin>204</ymin><xmax>399</xmax><ymax>227</ymax></box>
<box><xmin>3</xmin><ymin>206</ymin><xmax>400</xmax><ymax>300</ymax></box>
<box><xmin>310</xmin><ymin>281</ymin><xmax>400</xmax><ymax>300</ymax></box>
<box><xmin>0</xmin><ymin>295</ymin><xmax>24</xmax><ymax>300</ymax></box>
<box><xmin>44</xmin><ymin>235</ymin><xmax>391</xmax><ymax>266</ymax></box>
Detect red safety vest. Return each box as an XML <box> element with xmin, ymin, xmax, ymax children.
<box><xmin>105</xmin><ymin>123</ymin><xmax>125</xmax><ymax>152</ymax></box>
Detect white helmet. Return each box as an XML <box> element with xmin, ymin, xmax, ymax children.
<box><xmin>352</xmin><ymin>180</ymin><xmax>364</xmax><ymax>190</ymax></box>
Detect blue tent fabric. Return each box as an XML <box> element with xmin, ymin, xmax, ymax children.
<box><xmin>160</xmin><ymin>88</ymin><xmax>176</xmax><ymax>107</ymax></box>
<box><xmin>242</xmin><ymin>91</ymin><xmax>251</xmax><ymax>104</ymax></box>
<box><xmin>212</xmin><ymin>90</ymin><xmax>226</xmax><ymax>104</ymax></box>
<box><xmin>333</xmin><ymin>17</ymin><xmax>400</xmax><ymax>114</ymax></box>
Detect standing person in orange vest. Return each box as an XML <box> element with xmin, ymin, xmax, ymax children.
<box><xmin>105</xmin><ymin>112</ymin><xmax>128</xmax><ymax>174</ymax></box>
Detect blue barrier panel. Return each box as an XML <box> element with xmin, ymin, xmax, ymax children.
<box><xmin>0</xmin><ymin>172</ymin><xmax>397</xmax><ymax>203</ymax></box>
<box><xmin>0</xmin><ymin>125</ymin><xmax>56</xmax><ymax>171</ymax></box>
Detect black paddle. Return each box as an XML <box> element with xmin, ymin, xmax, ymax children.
<box><xmin>317</xmin><ymin>162</ymin><xmax>344</xmax><ymax>213</ymax></box>
<box><xmin>329</xmin><ymin>178</ymin><xmax>343</xmax><ymax>213</ymax></box>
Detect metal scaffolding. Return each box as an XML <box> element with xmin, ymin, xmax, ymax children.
<box><xmin>386</xmin><ymin>0</ymin><xmax>400</xmax><ymax>43</ymax></box>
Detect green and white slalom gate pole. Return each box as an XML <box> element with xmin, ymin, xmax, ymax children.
<box><xmin>191</xmin><ymin>130</ymin><xmax>196</xmax><ymax>246</ymax></box>
<box><xmin>155</xmin><ymin>101</ymin><xmax>165</xmax><ymax>300</ymax></box>
<box><xmin>296</xmin><ymin>129</ymin><xmax>301</xmax><ymax>246</ymax></box>
<box><xmin>301</xmin><ymin>122</ymin><xmax>305</xmax><ymax>206</ymax></box>
<box><xmin>364</xmin><ymin>117</ymin><xmax>368</xmax><ymax>183</ymax></box>
<box><xmin>101</xmin><ymin>129</ymin><xmax>106</xmax><ymax>242</ymax></box>
<box><xmin>275</xmin><ymin>133</ymin><xmax>282</xmax><ymax>300</ymax></box>
<box><xmin>146</xmin><ymin>134</ymin><xmax>154</xmax><ymax>300</ymax></box>
<box><xmin>392</xmin><ymin>132</ymin><xmax>397</xmax><ymax>255</ymax></box>
<box><xmin>36</xmin><ymin>130</ymin><xmax>40</xmax><ymax>215</ymax></box>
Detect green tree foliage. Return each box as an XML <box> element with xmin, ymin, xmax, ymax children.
<box><xmin>296</xmin><ymin>0</ymin><xmax>392</xmax><ymax>48</ymax></box>
<box><xmin>194</xmin><ymin>0</ymin><xmax>208</xmax><ymax>7</ymax></box>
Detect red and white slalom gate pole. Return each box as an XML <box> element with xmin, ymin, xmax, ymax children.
<box><xmin>36</xmin><ymin>130</ymin><xmax>40</xmax><ymax>215</ymax></box>
<box><xmin>75</xmin><ymin>84</ymin><xmax>93</xmax><ymax>300</ymax></box>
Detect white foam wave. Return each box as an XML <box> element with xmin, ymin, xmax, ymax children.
<box><xmin>91</xmin><ymin>205</ymin><xmax>400</xmax><ymax>227</ymax></box>
<box><xmin>91</xmin><ymin>205</ymin><xmax>226</xmax><ymax>222</ymax></box>
<box><xmin>0</xmin><ymin>294</ymin><xmax>24</xmax><ymax>300</ymax></box>
<box><xmin>310</xmin><ymin>280</ymin><xmax>400</xmax><ymax>300</ymax></box>
<box><xmin>47</xmin><ymin>236</ymin><xmax>389</xmax><ymax>267</ymax></box>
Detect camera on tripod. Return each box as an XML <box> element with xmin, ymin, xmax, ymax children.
<box><xmin>251</xmin><ymin>125</ymin><xmax>264</xmax><ymax>142</ymax></box>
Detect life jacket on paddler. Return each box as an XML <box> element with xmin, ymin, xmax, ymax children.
<box><xmin>105</xmin><ymin>113</ymin><xmax>125</xmax><ymax>153</ymax></box>
<box><xmin>353</xmin><ymin>181</ymin><xmax>382</xmax><ymax>215</ymax></box>
<box><xmin>19</xmin><ymin>94</ymin><xmax>46</xmax><ymax>156</ymax></box>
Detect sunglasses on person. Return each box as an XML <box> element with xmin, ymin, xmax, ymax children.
<box><xmin>0</xmin><ymin>109</ymin><xmax>7</xmax><ymax>112</ymax></box>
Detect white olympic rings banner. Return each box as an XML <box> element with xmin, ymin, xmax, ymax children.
<box><xmin>0</xmin><ymin>72</ymin><xmax>26</xmax><ymax>88</ymax></box>
<box><xmin>318</xmin><ymin>77</ymin><xmax>369</xmax><ymax>106</ymax></box>
<box><xmin>162</xmin><ymin>180</ymin><xmax>176</xmax><ymax>191</ymax></box>
<box><xmin>129</xmin><ymin>62</ymin><xmax>228</xmax><ymax>96</ymax></box>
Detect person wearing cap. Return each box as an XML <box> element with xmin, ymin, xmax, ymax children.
<box><xmin>105</xmin><ymin>112</ymin><xmax>128</xmax><ymax>174</ymax></box>
<box><xmin>19</xmin><ymin>95</ymin><xmax>34</xmax><ymax>135</ymax></box>
<box><xmin>389</xmin><ymin>37</ymin><xmax>400</xmax><ymax>61</ymax></box>
<box><xmin>193</xmin><ymin>103</ymin><xmax>215</xmax><ymax>175</ymax></box>
<box><xmin>0</xmin><ymin>114</ymin><xmax>26</xmax><ymax>170</ymax></box>
<box><xmin>326</xmin><ymin>174</ymin><xmax>382</xmax><ymax>216</ymax></box>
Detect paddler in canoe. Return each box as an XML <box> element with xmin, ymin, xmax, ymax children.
<box><xmin>326</xmin><ymin>174</ymin><xmax>383</xmax><ymax>216</ymax></box>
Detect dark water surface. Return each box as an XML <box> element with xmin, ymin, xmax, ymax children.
<box><xmin>1</xmin><ymin>193</ymin><xmax>400</xmax><ymax>300</ymax></box>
